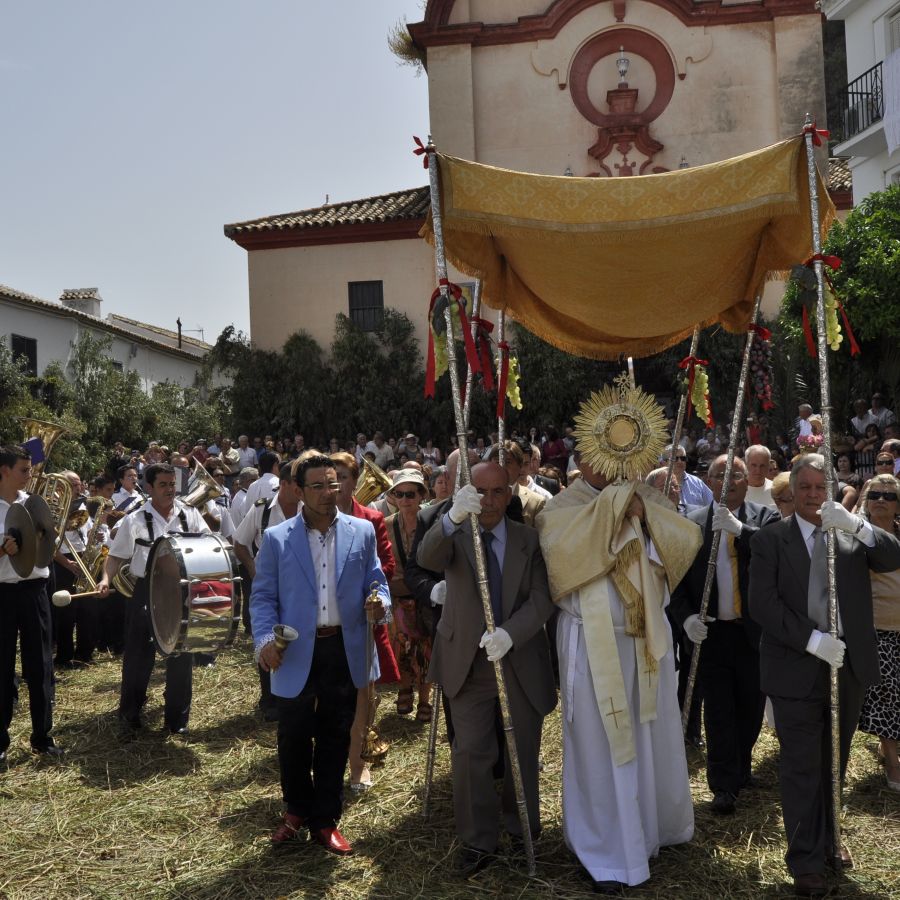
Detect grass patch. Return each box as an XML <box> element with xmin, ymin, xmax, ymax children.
<box><xmin>1</xmin><ymin>636</ymin><xmax>898</xmax><ymax>899</ymax></box>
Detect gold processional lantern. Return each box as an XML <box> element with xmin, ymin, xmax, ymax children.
<box><xmin>572</xmin><ymin>373</ymin><xmax>669</xmax><ymax>483</ymax></box>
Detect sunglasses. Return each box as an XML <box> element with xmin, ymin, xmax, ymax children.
<box><xmin>392</xmin><ymin>489</ymin><xmax>420</xmax><ymax>499</ymax></box>
<box><xmin>876</xmin><ymin>459</ymin><xmax>894</xmax><ymax>466</ymax></box>
<box><xmin>868</xmin><ymin>491</ymin><xmax>898</xmax><ymax>502</ymax></box>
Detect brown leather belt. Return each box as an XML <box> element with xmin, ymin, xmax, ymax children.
<box><xmin>316</xmin><ymin>626</ymin><xmax>341</xmax><ymax>639</ymax></box>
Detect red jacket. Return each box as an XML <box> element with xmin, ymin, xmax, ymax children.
<box><xmin>351</xmin><ymin>498</ymin><xmax>400</xmax><ymax>683</ymax></box>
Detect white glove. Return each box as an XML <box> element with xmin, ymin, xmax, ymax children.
<box><xmin>818</xmin><ymin>500</ymin><xmax>863</xmax><ymax>535</ymax></box>
<box><xmin>448</xmin><ymin>483</ymin><xmax>483</xmax><ymax>525</ymax></box>
<box><xmin>809</xmin><ymin>631</ymin><xmax>845</xmax><ymax>668</ymax></box>
<box><xmin>712</xmin><ymin>506</ymin><xmax>742</xmax><ymax>536</ymax></box>
<box><xmin>479</xmin><ymin>627</ymin><xmax>513</xmax><ymax>661</ymax></box>
<box><xmin>684</xmin><ymin>613</ymin><xmax>715</xmax><ymax>644</ymax></box>
<box><xmin>430</xmin><ymin>580</ymin><xmax>447</xmax><ymax>606</ymax></box>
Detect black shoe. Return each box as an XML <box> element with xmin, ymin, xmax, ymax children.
<box><xmin>742</xmin><ymin>773</ymin><xmax>762</xmax><ymax>790</ymax></box>
<box><xmin>118</xmin><ymin>714</ymin><xmax>142</xmax><ymax>733</ymax></box>
<box><xmin>54</xmin><ymin>659</ymin><xmax>77</xmax><ymax>671</ymax></box>
<box><xmin>592</xmin><ymin>881</ymin><xmax>625</xmax><ymax>896</ymax></box>
<box><xmin>168</xmin><ymin>726</ymin><xmax>189</xmax><ymax>736</ymax></box>
<box><xmin>711</xmin><ymin>791</ymin><xmax>736</xmax><ymax>815</ymax></box>
<box><xmin>31</xmin><ymin>741</ymin><xmax>64</xmax><ymax>757</ymax></box>
<box><xmin>0</xmin><ymin>749</ymin><xmax>7</xmax><ymax>764</ymax></box>
<box><xmin>455</xmin><ymin>845</ymin><xmax>494</xmax><ymax>877</ymax></box>
<box><xmin>263</xmin><ymin>706</ymin><xmax>280</xmax><ymax>723</ymax></box>
<box><xmin>686</xmin><ymin>733</ymin><xmax>705</xmax><ymax>750</ymax></box>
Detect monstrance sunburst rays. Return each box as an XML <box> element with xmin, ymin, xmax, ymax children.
<box><xmin>573</xmin><ymin>373</ymin><xmax>668</xmax><ymax>483</ymax></box>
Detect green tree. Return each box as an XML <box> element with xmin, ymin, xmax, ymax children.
<box><xmin>778</xmin><ymin>184</ymin><xmax>900</xmax><ymax>433</ymax></box>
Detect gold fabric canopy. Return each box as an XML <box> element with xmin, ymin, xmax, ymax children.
<box><xmin>421</xmin><ymin>137</ymin><xmax>834</xmax><ymax>360</ymax></box>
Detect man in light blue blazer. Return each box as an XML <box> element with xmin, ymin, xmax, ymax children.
<box><xmin>251</xmin><ymin>454</ymin><xmax>389</xmax><ymax>856</ymax></box>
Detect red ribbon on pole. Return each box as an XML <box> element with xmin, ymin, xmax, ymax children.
<box><xmin>678</xmin><ymin>355</ymin><xmax>709</xmax><ymax>422</ymax></box>
<box><xmin>749</xmin><ymin>323</ymin><xmax>772</xmax><ymax>341</ymax></box>
<box><xmin>838</xmin><ymin>301</ymin><xmax>861</xmax><ymax>356</ymax></box>
<box><xmin>802</xmin><ymin>121</ymin><xmax>830</xmax><ymax>147</ymax></box>
<box><xmin>497</xmin><ymin>341</ymin><xmax>510</xmax><ymax>419</ymax></box>
<box><xmin>801</xmin><ymin>305</ymin><xmax>818</xmax><ymax>359</ymax></box>
<box><xmin>424</xmin><ymin>281</ymin><xmax>464</xmax><ymax>399</ymax></box>
<box><xmin>413</xmin><ymin>135</ymin><xmax>429</xmax><ymax>169</ymax></box>
<box><xmin>801</xmin><ymin>254</ymin><xmax>860</xmax><ymax>357</ymax></box>
<box><xmin>472</xmin><ymin>317</ymin><xmax>495</xmax><ymax>391</ymax></box>
<box><xmin>449</xmin><ymin>280</ymin><xmax>482</xmax><ymax>378</ymax></box>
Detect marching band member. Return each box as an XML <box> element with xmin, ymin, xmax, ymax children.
<box><xmin>0</xmin><ymin>444</ymin><xmax>61</xmax><ymax>760</ymax></box>
<box><xmin>112</xmin><ymin>465</ymin><xmax>144</xmax><ymax>515</ymax></box>
<box><xmin>234</xmin><ymin>461</ymin><xmax>299</xmax><ymax>718</ymax></box>
<box><xmin>53</xmin><ymin>470</ymin><xmax>99</xmax><ymax>668</ymax></box>
<box><xmin>229</xmin><ymin>467</ymin><xmax>259</xmax><ymax>530</ymax></box>
<box><xmin>98</xmin><ymin>463</ymin><xmax>209</xmax><ymax>735</ymax></box>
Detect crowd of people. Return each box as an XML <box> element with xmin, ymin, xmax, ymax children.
<box><xmin>0</xmin><ymin>388</ymin><xmax>898</xmax><ymax>897</ymax></box>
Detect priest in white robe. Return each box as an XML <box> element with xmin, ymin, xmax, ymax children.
<box><xmin>537</xmin><ymin>456</ymin><xmax>701</xmax><ymax>891</ymax></box>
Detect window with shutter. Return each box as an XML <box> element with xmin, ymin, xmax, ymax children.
<box><xmin>10</xmin><ymin>334</ymin><xmax>37</xmax><ymax>376</ymax></box>
<box><xmin>348</xmin><ymin>281</ymin><xmax>384</xmax><ymax>332</ymax></box>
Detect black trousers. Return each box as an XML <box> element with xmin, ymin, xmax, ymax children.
<box><xmin>52</xmin><ymin>561</ymin><xmax>100</xmax><ymax>664</ymax></box>
<box><xmin>674</xmin><ymin>630</ymin><xmax>703</xmax><ymax>740</ymax></box>
<box><xmin>0</xmin><ymin>578</ymin><xmax>53</xmax><ymax>750</ymax></box>
<box><xmin>98</xmin><ymin>588</ymin><xmax>126</xmax><ymax>654</ymax></box>
<box><xmin>770</xmin><ymin>658</ymin><xmax>862</xmax><ymax>877</ymax></box>
<box><xmin>698</xmin><ymin>620</ymin><xmax>766</xmax><ymax>795</ymax></box>
<box><xmin>118</xmin><ymin>578</ymin><xmax>193</xmax><ymax>730</ymax></box>
<box><xmin>276</xmin><ymin>632</ymin><xmax>357</xmax><ymax>830</ymax></box>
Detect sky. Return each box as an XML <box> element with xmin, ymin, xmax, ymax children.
<box><xmin>1</xmin><ymin>2</ymin><xmax>430</xmax><ymax>344</ymax></box>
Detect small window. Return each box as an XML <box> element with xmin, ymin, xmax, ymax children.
<box><xmin>348</xmin><ymin>281</ymin><xmax>384</xmax><ymax>332</ymax></box>
<box><xmin>10</xmin><ymin>334</ymin><xmax>37</xmax><ymax>376</ymax></box>
<box><xmin>111</xmin><ymin>360</ymin><xmax>123</xmax><ymax>372</ymax></box>
<box><xmin>890</xmin><ymin>10</ymin><xmax>900</xmax><ymax>53</ymax></box>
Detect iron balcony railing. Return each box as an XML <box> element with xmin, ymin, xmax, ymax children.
<box><xmin>837</xmin><ymin>61</ymin><xmax>883</xmax><ymax>142</ymax></box>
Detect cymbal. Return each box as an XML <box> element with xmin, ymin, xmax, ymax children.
<box><xmin>23</xmin><ymin>494</ymin><xmax>57</xmax><ymax>568</ymax></box>
<box><xmin>5</xmin><ymin>503</ymin><xmax>37</xmax><ymax>578</ymax></box>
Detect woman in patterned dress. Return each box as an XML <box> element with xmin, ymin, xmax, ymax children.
<box><xmin>857</xmin><ymin>474</ymin><xmax>900</xmax><ymax>791</ymax></box>
<box><xmin>384</xmin><ymin>469</ymin><xmax>433</xmax><ymax>722</ymax></box>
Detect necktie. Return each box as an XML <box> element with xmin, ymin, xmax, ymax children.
<box><xmin>482</xmin><ymin>531</ymin><xmax>503</xmax><ymax>626</ymax></box>
<box><xmin>726</xmin><ymin>532</ymin><xmax>742</xmax><ymax>617</ymax></box>
<box><xmin>807</xmin><ymin>527</ymin><xmax>829</xmax><ymax>631</ymax></box>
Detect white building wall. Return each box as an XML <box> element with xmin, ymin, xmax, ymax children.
<box><xmin>1</xmin><ymin>300</ymin><xmax>206</xmax><ymax>391</ymax></box>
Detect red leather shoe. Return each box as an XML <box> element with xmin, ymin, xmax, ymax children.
<box><xmin>270</xmin><ymin>813</ymin><xmax>306</xmax><ymax>844</ymax></box>
<box><xmin>310</xmin><ymin>826</ymin><xmax>353</xmax><ymax>856</ymax></box>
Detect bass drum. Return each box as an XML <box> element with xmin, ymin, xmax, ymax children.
<box><xmin>146</xmin><ymin>532</ymin><xmax>242</xmax><ymax>656</ymax></box>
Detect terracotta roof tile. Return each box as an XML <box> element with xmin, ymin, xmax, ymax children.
<box><xmin>224</xmin><ymin>186</ymin><xmax>430</xmax><ymax>236</ymax></box>
<box><xmin>827</xmin><ymin>157</ymin><xmax>851</xmax><ymax>194</ymax></box>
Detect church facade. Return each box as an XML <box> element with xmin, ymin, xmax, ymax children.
<box><xmin>229</xmin><ymin>0</ymin><xmax>831</xmax><ymax>355</ymax></box>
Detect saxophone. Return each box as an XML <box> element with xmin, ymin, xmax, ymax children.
<box><xmin>73</xmin><ymin>496</ymin><xmax>115</xmax><ymax>595</ymax></box>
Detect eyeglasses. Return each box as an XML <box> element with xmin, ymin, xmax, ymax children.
<box><xmin>876</xmin><ymin>459</ymin><xmax>894</xmax><ymax>466</ymax></box>
<box><xmin>304</xmin><ymin>481</ymin><xmax>340</xmax><ymax>492</ymax></box>
<box><xmin>392</xmin><ymin>489</ymin><xmax>420</xmax><ymax>499</ymax></box>
<box><xmin>867</xmin><ymin>491</ymin><xmax>898</xmax><ymax>502</ymax></box>
<box><xmin>710</xmin><ymin>471</ymin><xmax>746</xmax><ymax>481</ymax></box>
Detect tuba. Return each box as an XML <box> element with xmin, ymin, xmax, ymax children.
<box><xmin>181</xmin><ymin>459</ymin><xmax>222</xmax><ymax>509</ymax></box>
<box><xmin>18</xmin><ymin>417</ymin><xmax>69</xmax><ymax>488</ymax></box>
<box><xmin>354</xmin><ymin>458</ymin><xmax>392</xmax><ymax>506</ymax></box>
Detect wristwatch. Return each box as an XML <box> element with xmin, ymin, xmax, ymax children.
<box><xmin>854</xmin><ymin>517</ymin><xmax>865</xmax><ymax>535</ymax></box>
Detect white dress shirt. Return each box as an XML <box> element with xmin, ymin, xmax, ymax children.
<box><xmin>108</xmin><ymin>500</ymin><xmax>208</xmax><ymax>578</ymax></box>
<box><xmin>0</xmin><ymin>491</ymin><xmax>50</xmax><ymax>583</ymax></box>
<box><xmin>305</xmin><ymin>513</ymin><xmax>340</xmax><ymax>627</ymax></box>
<box><xmin>234</xmin><ymin>496</ymin><xmax>289</xmax><ymax>554</ymax></box>
<box><xmin>242</xmin><ymin>473</ymin><xmax>279</xmax><ymax>512</ymax></box>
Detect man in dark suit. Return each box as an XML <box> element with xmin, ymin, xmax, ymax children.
<box><xmin>671</xmin><ymin>455</ymin><xmax>779</xmax><ymax>814</ymax></box>
<box><xmin>749</xmin><ymin>453</ymin><xmax>900</xmax><ymax>897</ymax></box>
<box><xmin>417</xmin><ymin>461</ymin><xmax>556</xmax><ymax>876</ymax></box>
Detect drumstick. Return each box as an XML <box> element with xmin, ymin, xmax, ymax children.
<box><xmin>51</xmin><ymin>589</ymin><xmax>103</xmax><ymax>607</ymax></box>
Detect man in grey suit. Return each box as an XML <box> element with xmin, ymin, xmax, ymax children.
<box><xmin>417</xmin><ymin>461</ymin><xmax>556</xmax><ymax>877</ymax></box>
<box><xmin>749</xmin><ymin>454</ymin><xmax>900</xmax><ymax>897</ymax></box>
